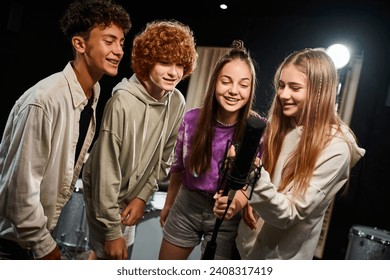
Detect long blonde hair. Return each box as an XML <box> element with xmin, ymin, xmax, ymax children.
<box><xmin>263</xmin><ymin>48</ymin><xmax>351</xmax><ymax>195</ymax></box>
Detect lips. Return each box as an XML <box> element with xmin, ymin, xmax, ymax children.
<box><xmin>107</xmin><ymin>59</ymin><xmax>119</xmax><ymax>65</ymax></box>
<box><xmin>225</xmin><ymin>96</ymin><xmax>239</xmax><ymax>102</ymax></box>
<box><xmin>164</xmin><ymin>79</ymin><xmax>177</xmax><ymax>86</ymax></box>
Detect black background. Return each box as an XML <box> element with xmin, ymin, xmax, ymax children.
<box><xmin>1</xmin><ymin>0</ymin><xmax>389</xmax><ymax>259</ymax></box>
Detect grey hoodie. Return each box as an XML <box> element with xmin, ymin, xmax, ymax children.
<box><xmin>82</xmin><ymin>74</ymin><xmax>185</xmax><ymax>257</ymax></box>
<box><xmin>236</xmin><ymin>124</ymin><xmax>366</xmax><ymax>259</ymax></box>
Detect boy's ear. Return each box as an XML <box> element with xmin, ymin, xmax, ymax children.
<box><xmin>72</xmin><ymin>36</ymin><xmax>86</xmax><ymax>53</ymax></box>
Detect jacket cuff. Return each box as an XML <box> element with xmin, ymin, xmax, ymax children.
<box><xmin>137</xmin><ymin>182</ymin><xmax>158</xmax><ymax>203</ymax></box>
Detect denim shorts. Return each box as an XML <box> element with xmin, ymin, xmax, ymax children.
<box><xmin>162</xmin><ymin>187</ymin><xmax>241</xmax><ymax>259</ymax></box>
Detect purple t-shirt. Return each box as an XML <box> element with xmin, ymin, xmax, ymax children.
<box><xmin>170</xmin><ymin>108</ymin><xmax>240</xmax><ymax>194</ymax></box>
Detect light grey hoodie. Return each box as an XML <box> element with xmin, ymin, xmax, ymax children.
<box><xmin>82</xmin><ymin>74</ymin><xmax>185</xmax><ymax>257</ymax></box>
<box><xmin>236</xmin><ymin>124</ymin><xmax>366</xmax><ymax>259</ymax></box>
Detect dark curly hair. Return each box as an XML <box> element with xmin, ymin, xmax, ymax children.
<box><xmin>131</xmin><ymin>19</ymin><xmax>198</xmax><ymax>81</ymax></box>
<box><xmin>60</xmin><ymin>0</ymin><xmax>131</xmax><ymax>41</ymax></box>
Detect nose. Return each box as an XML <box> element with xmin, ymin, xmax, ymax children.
<box><xmin>278</xmin><ymin>87</ymin><xmax>290</xmax><ymax>100</ymax></box>
<box><xmin>113</xmin><ymin>42</ymin><xmax>124</xmax><ymax>57</ymax></box>
<box><xmin>229</xmin><ymin>84</ymin><xmax>239</xmax><ymax>95</ymax></box>
<box><xmin>167</xmin><ymin>64</ymin><xmax>181</xmax><ymax>77</ymax></box>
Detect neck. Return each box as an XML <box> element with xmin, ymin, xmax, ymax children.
<box><xmin>216</xmin><ymin>118</ymin><xmax>237</xmax><ymax>127</ymax></box>
<box><xmin>141</xmin><ymin>79</ymin><xmax>167</xmax><ymax>100</ymax></box>
<box><xmin>216</xmin><ymin>111</ymin><xmax>238</xmax><ymax>127</ymax></box>
<box><xmin>71</xmin><ymin>61</ymin><xmax>98</xmax><ymax>100</ymax></box>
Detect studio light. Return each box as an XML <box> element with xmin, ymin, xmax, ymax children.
<box><xmin>326</xmin><ymin>44</ymin><xmax>351</xmax><ymax>69</ymax></box>
<box><xmin>220</xmin><ymin>3</ymin><xmax>228</xmax><ymax>10</ymax></box>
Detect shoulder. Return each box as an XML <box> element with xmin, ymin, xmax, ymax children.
<box><xmin>18</xmin><ymin>71</ymin><xmax>69</xmax><ymax>109</ymax></box>
<box><xmin>104</xmin><ymin>92</ymin><xmax>128</xmax><ymax>112</ymax></box>
<box><xmin>170</xmin><ymin>88</ymin><xmax>186</xmax><ymax>105</ymax></box>
<box><xmin>184</xmin><ymin>107</ymin><xmax>201</xmax><ymax>121</ymax></box>
<box><xmin>316</xmin><ymin>127</ymin><xmax>355</xmax><ymax>170</ymax></box>
<box><xmin>102</xmin><ymin>90</ymin><xmax>138</xmax><ymax>121</ymax></box>
<box><xmin>330</xmin><ymin>124</ymin><xmax>365</xmax><ymax>166</ymax></box>
<box><xmin>329</xmin><ymin>124</ymin><xmax>357</xmax><ymax>149</ymax></box>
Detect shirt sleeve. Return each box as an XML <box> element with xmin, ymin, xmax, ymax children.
<box><xmin>1</xmin><ymin>104</ymin><xmax>57</xmax><ymax>255</ymax></box>
<box><xmin>86</xmin><ymin>119</ymin><xmax>124</xmax><ymax>241</ymax></box>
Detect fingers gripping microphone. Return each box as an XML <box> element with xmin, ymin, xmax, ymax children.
<box><xmin>202</xmin><ymin>116</ymin><xmax>266</xmax><ymax>260</ymax></box>
<box><xmin>223</xmin><ymin>116</ymin><xmax>266</xmax><ymax>195</ymax></box>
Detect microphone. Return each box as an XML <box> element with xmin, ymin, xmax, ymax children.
<box><xmin>202</xmin><ymin>116</ymin><xmax>266</xmax><ymax>260</ymax></box>
<box><xmin>222</xmin><ymin>116</ymin><xmax>266</xmax><ymax>195</ymax></box>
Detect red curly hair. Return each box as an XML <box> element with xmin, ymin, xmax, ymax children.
<box><xmin>131</xmin><ymin>19</ymin><xmax>198</xmax><ymax>81</ymax></box>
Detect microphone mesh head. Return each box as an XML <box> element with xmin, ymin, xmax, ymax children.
<box><xmin>227</xmin><ymin>116</ymin><xmax>266</xmax><ymax>190</ymax></box>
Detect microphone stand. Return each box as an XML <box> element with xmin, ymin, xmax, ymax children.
<box><xmin>202</xmin><ymin>187</ymin><xmax>235</xmax><ymax>260</ymax></box>
<box><xmin>201</xmin><ymin>142</ymin><xmax>260</xmax><ymax>260</ymax></box>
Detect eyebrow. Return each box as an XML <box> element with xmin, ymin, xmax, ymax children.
<box><xmin>220</xmin><ymin>75</ymin><xmax>251</xmax><ymax>81</ymax></box>
<box><xmin>102</xmin><ymin>33</ymin><xmax>125</xmax><ymax>41</ymax></box>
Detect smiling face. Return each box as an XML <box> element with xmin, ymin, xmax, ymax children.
<box><xmin>80</xmin><ymin>24</ymin><xmax>126</xmax><ymax>78</ymax></box>
<box><xmin>146</xmin><ymin>61</ymin><xmax>184</xmax><ymax>99</ymax></box>
<box><xmin>215</xmin><ymin>59</ymin><xmax>252</xmax><ymax>123</ymax></box>
<box><xmin>277</xmin><ymin>64</ymin><xmax>308</xmax><ymax>123</ymax></box>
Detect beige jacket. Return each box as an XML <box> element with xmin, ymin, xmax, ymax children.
<box><xmin>0</xmin><ymin>62</ymin><xmax>99</xmax><ymax>258</ymax></box>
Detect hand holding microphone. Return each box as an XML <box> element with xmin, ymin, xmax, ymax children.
<box><xmin>213</xmin><ymin>144</ymin><xmax>253</xmax><ymax>220</ymax></box>
<box><xmin>215</xmin><ymin>115</ymin><xmax>266</xmax><ymax>217</ymax></box>
<box><xmin>214</xmin><ymin>137</ymin><xmax>263</xmax><ymax>221</ymax></box>
<box><xmin>221</xmin><ymin>116</ymin><xmax>266</xmax><ymax>193</ymax></box>
<box><xmin>202</xmin><ymin>116</ymin><xmax>266</xmax><ymax>260</ymax></box>
<box><xmin>213</xmin><ymin>190</ymin><xmax>258</xmax><ymax>230</ymax></box>
<box><xmin>213</xmin><ymin>189</ymin><xmax>247</xmax><ymax>220</ymax></box>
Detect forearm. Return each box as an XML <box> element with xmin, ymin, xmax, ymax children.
<box><xmin>163</xmin><ymin>171</ymin><xmax>182</xmax><ymax>209</ymax></box>
<box><xmin>231</xmin><ymin>189</ymin><xmax>249</xmax><ymax>215</ymax></box>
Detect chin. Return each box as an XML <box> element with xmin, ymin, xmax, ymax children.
<box><xmin>283</xmin><ymin>111</ymin><xmax>297</xmax><ymax>118</ymax></box>
<box><xmin>106</xmin><ymin>70</ymin><xmax>119</xmax><ymax>77</ymax></box>
<box><xmin>162</xmin><ymin>86</ymin><xmax>176</xmax><ymax>91</ymax></box>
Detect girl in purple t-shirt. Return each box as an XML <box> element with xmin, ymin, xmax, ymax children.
<box><xmin>159</xmin><ymin>40</ymin><xmax>265</xmax><ymax>260</ymax></box>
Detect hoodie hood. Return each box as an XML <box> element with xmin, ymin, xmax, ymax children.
<box><xmin>351</xmin><ymin>142</ymin><xmax>365</xmax><ymax>167</ymax></box>
<box><xmin>344</xmin><ymin>126</ymin><xmax>365</xmax><ymax>167</ymax></box>
<box><xmin>296</xmin><ymin>124</ymin><xmax>365</xmax><ymax>168</ymax></box>
<box><xmin>113</xmin><ymin>75</ymin><xmax>172</xmax><ymax>105</ymax></box>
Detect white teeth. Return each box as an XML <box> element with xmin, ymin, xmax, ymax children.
<box><xmin>226</xmin><ymin>97</ymin><xmax>238</xmax><ymax>102</ymax></box>
<box><xmin>108</xmin><ymin>60</ymin><xmax>118</xmax><ymax>65</ymax></box>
